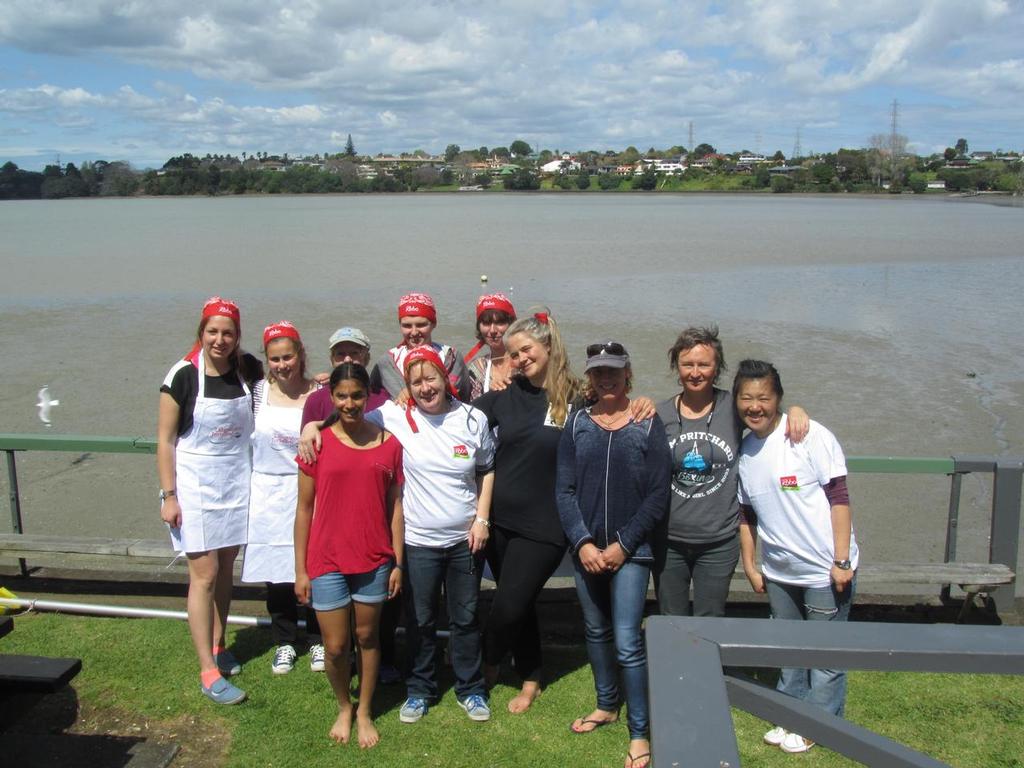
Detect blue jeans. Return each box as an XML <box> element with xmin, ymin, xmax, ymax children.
<box><xmin>404</xmin><ymin>541</ymin><xmax>485</xmax><ymax>701</ymax></box>
<box><xmin>765</xmin><ymin>576</ymin><xmax>856</xmax><ymax>717</ymax></box>
<box><xmin>574</xmin><ymin>559</ymin><xmax>651</xmax><ymax>739</ymax></box>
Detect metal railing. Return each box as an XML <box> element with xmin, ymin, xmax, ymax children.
<box><xmin>1</xmin><ymin>434</ymin><xmax>1022</xmax><ymax>606</ymax></box>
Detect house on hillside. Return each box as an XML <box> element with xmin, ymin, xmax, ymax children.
<box><xmin>540</xmin><ymin>156</ymin><xmax>580</xmax><ymax>173</ymax></box>
<box><xmin>689</xmin><ymin>153</ymin><xmax>727</xmax><ymax>169</ymax></box>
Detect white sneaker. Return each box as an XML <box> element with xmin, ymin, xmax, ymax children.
<box><xmin>309</xmin><ymin>643</ymin><xmax>326</xmax><ymax>673</ymax></box>
<box><xmin>763</xmin><ymin>726</ymin><xmax>788</xmax><ymax>746</ymax></box>
<box><xmin>271</xmin><ymin>644</ymin><xmax>297</xmax><ymax>675</ymax></box>
<box><xmin>780</xmin><ymin>732</ymin><xmax>815</xmax><ymax>753</ymax></box>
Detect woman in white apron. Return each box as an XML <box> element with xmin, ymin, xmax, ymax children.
<box><xmin>242</xmin><ymin>321</ymin><xmax>321</xmax><ymax>675</ymax></box>
<box><xmin>157</xmin><ymin>296</ymin><xmax>261</xmax><ymax>706</ymax></box>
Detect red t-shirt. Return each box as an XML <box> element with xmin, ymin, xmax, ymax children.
<box><xmin>297</xmin><ymin>428</ymin><xmax>404</xmax><ymax>579</ymax></box>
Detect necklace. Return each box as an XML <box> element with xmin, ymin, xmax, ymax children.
<box><xmin>593</xmin><ymin>406</ymin><xmax>629</xmax><ymax>430</ymax></box>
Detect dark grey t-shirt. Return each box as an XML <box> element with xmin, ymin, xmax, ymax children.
<box><xmin>656</xmin><ymin>388</ymin><xmax>742</xmax><ymax>544</ymax></box>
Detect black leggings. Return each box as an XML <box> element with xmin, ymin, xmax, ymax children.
<box><xmin>483</xmin><ymin>525</ymin><xmax>566</xmax><ymax>682</ymax></box>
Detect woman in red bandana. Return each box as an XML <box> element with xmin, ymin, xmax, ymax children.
<box><xmin>157</xmin><ymin>297</ymin><xmax>263</xmax><ymax>705</ymax></box>
<box><xmin>366</xmin><ymin>346</ymin><xmax>495</xmax><ymax>724</ymax></box>
<box><xmin>370</xmin><ymin>292</ymin><xmax>472</xmax><ymax>402</ymax></box>
<box><xmin>464</xmin><ymin>293</ymin><xmax>517</xmax><ymax>400</ymax></box>
<box><xmin>241</xmin><ymin>322</ymin><xmax>322</xmax><ymax>677</ymax></box>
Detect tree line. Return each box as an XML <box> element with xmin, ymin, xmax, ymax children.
<box><xmin>2</xmin><ymin>138</ymin><xmax>1020</xmax><ymax>200</ymax></box>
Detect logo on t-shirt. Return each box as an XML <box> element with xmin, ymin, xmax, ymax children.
<box><xmin>780</xmin><ymin>475</ymin><xmax>800</xmax><ymax>491</ymax></box>
<box><xmin>452</xmin><ymin>444</ymin><xmax>470</xmax><ymax>459</ymax></box>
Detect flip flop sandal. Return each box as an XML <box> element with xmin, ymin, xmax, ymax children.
<box><xmin>570</xmin><ymin>715</ymin><xmax>618</xmax><ymax>733</ymax></box>
<box><xmin>627</xmin><ymin>751</ymin><xmax>651</xmax><ymax>768</ymax></box>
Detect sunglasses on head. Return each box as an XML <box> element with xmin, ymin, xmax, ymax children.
<box><xmin>587</xmin><ymin>342</ymin><xmax>626</xmax><ymax>357</ymax></box>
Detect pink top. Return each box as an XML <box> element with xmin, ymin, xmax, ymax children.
<box><xmin>297</xmin><ymin>428</ymin><xmax>404</xmax><ymax>578</ymax></box>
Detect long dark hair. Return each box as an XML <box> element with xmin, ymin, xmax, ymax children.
<box><xmin>321</xmin><ymin>362</ymin><xmax>371</xmax><ymax>430</ymax></box>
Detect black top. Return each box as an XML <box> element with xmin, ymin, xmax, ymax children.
<box><xmin>474</xmin><ymin>377</ymin><xmax>571</xmax><ymax>547</ymax></box>
<box><xmin>160</xmin><ymin>352</ymin><xmax>263</xmax><ymax>436</ymax></box>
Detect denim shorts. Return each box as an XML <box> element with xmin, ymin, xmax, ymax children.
<box><xmin>310</xmin><ymin>563</ymin><xmax>391</xmax><ymax>611</ymax></box>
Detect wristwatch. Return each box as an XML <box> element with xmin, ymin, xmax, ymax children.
<box><xmin>159</xmin><ymin>488</ymin><xmax>176</xmax><ymax>502</ymax></box>
<box><xmin>833</xmin><ymin>559</ymin><xmax>852</xmax><ymax>570</ymax></box>
<box><xmin>474</xmin><ymin>516</ymin><xmax>491</xmax><ymax>528</ymax></box>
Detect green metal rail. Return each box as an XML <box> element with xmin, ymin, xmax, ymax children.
<box><xmin>1</xmin><ymin>434</ymin><xmax>1020</xmax><ymax>609</ymax></box>
<box><xmin>0</xmin><ymin>434</ymin><xmax>958</xmax><ymax>473</ymax></box>
<box><xmin>0</xmin><ymin>434</ymin><xmax>156</xmax><ymax>454</ymax></box>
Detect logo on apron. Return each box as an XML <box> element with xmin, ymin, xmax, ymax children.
<box><xmin>209</xmin><ymin>423</ymin><xmax>244</xmax><ymax>444</ymax></box>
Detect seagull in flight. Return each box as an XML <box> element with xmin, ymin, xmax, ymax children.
<box><xmin>37</xmin><ymin>386</ymin><xmax>60</xmax><ymax>427</ymax></box>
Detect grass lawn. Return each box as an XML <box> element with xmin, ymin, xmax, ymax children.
<box><xmin>2</xmin><ymin>612</ymin><xmax>1022</xmax><ymax>767</ymax></box>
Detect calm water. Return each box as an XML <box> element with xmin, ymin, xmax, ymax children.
<box><xmin>1</xmin><ymin>193</ymin><xmax>1022</xmax><ymax>578</ymax></box>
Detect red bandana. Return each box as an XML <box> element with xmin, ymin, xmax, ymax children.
<box><xmin>263</xmin><ymin>320</ymin><xmax>301</xmax><ymax>347</ymax></box>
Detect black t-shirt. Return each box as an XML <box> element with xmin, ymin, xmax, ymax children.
<box><xmin>474</xmin><ymin>378</ymin><xmax>571</xmax><ymax>547</ymax></box>
<box><xmin>160</xmin><ymin>352</ymin><xmax>263</xmax><ymax>436</ymax></box>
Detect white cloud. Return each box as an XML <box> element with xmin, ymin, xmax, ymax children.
<box><xmin>0</xmin><ymin>0</ymin><xmax>1022</xmax><ymax>167</ymax></box>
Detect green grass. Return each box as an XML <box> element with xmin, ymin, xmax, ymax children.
<box><xmin>3</xmin><ymin>613</ymin><xmax>1023</xmax><ymax>767</ymax></box>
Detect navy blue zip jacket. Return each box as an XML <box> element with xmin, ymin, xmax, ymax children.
<box><xmin>556</xmin><ymin>408</ymin><xmax>672</xmax><ymax>562</ymax></box>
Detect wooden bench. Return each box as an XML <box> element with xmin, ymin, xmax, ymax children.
<box><xmin>0</xmin><ymin>653</ymin><xmax>82</xmax><ymax>692</ymax></box>
<box><xmin>1</xmin><ymin>615</ymin><xmax>83</xmax><ymax>692</ymax></box>
<box><xmin>0</xmin><ymin>533</ymin><xmax>177</xmax><ymax>566</ymax></box>
<box><xmin>1</xmin><ymin>533</ymin><xmax>1015</xmax><ymax>618</ymax></box>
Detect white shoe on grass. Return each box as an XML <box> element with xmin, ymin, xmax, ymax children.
<box><xmin>763</xmin><ymin>726</ymin><xmax>788</xmax><ymax>746</ymax></box>
<box><xmin>780</xmin><ymin>732</ymin><xmax>815</xmax><ymax>753</ymax></box>
<box><xmin>309</xmin><ymin>643</ymin><xmax>326</xmax><ymax>672</ymax></box>
<box><xmin>271</xmin><ymin>644</ymin><xmax>296</xmax><ymax>675</ymax></box>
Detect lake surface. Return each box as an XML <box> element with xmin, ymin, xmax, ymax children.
<box><xmin>1</xmin><ymin>193</ymin><xmax>1022</xmax><ymax>583</ymax></box>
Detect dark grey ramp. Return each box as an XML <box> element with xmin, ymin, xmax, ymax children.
<box><xmin>647</xmin><ymin>616</ymin><xmax>1024</xmax><ymax>767</ymax></box>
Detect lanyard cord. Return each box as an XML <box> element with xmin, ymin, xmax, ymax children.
<box><xmin>676</xmin><ymin>392</ymin><xmax>715</xmax><ymax>460</ymax></box>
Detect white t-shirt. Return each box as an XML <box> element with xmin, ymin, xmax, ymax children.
<box><xmin>367</xmin><ymin>400</ymin><xmax>495</xmax><ymax>548</ymax></box>
<box><xmin>737</xmin><ymin>414</ymin><xmax>859</xmax><ymax>588</ymax></box>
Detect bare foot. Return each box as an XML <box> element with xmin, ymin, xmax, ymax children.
<box><xmin>329</xmin><ymin>703</ymin><xmax>353</xmax><ymax>744</ymax></box>
<box><xmin>626</xmin><ymin>738</ymin><xmax>651</xmax><ymax>768</ymax></box>
<box><xmin>507</xmin><ymin>680</ymin><xmax>541</xmax><ymax>714</ymax></box>
<box><xmin>571</xmin><ymin>708</ymin><xmax>618</xmax><ymax>733</ymax></box>
<box><xmin>357</xmin><ymin>712</ymin><xmax>380</xmax><ymax>749</ymax></box>
<box><xmin>483</xmin><ymin>663</ymin><xmax>499</xmax><ymax>689</ymax></box>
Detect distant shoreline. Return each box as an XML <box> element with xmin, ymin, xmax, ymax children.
<box><xmin>5</xmin><ymin>189</ymin><xmax>1018</xmax><ymax>203</ymax></box>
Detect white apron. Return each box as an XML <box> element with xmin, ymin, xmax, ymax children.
<box><xmin>170</xmin><ymin>350</ymin><xmax>253</xmax><ymax>554</ymax></box>
<box><xmin>241</xmin><ymin>380</ymin><xmax>302</xmax><ymax>583</ymax></box>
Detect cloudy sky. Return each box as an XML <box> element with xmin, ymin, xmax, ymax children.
<box><xmin>1</xmin><ymin>0</ymin><xmax>1022</xmax><ymax>170</ymax></box>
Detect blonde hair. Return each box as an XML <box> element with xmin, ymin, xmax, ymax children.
<box><xmin>504</xmin><ymin>306</ymin><xmax>580</xmax><ymax>428</ymax></box>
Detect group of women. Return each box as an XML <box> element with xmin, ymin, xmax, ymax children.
<box><xmin>157</xmin><ymin>292</ymin><xmax>858</xmax><ymax>763</ymax></box>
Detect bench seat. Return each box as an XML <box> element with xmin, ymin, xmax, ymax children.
<box><xmin>0</xmin><ymin>533</ymin><xmax>176</xmax><ymax>564</ymax></box>
<box><xmin>0</xmin><ymin>532</ymin><xmax>1014</xmax><ymax>596</ymax></box>
<box><xmin>0</xmin><ymin>653</ymin><xmax>82</xmax><ymax>692</ymax></box>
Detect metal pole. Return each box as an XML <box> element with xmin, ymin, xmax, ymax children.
<box><xmin>0</xmin><ymin>596</ymin><xmax>439</xmax><ymax>637</ymax></box>
<box><xmin>941</xmin><ymin>472</ymin><xmax>964</xmax><ymax>602</ymax></box>
<box><xmin>4</xmin><ymin>450</ymin><xmax>28</xmax><ymax>577</ymax></box>
<box><xmin>990</xmin><ymin>457</ymin><xmax>1024</xmax><ymax>611</ymax></box>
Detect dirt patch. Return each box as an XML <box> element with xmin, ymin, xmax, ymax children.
<box><xmin>1</xmin><ymin>687</ymin><xmax>231</xmax><ymax>768</ymax></box>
